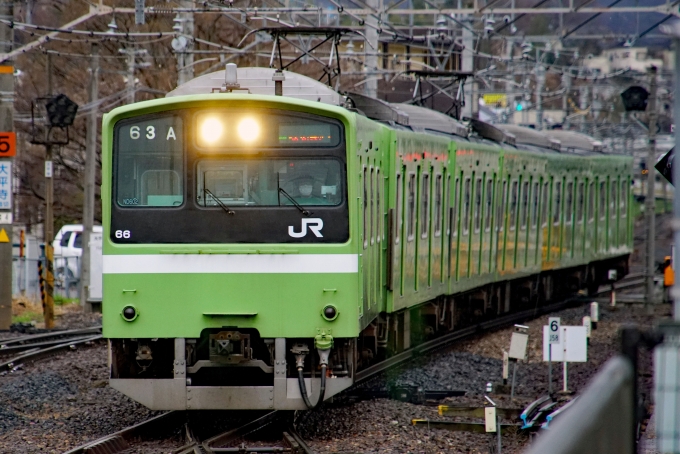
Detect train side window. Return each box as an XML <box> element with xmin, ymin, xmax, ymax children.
<box><xmin>407</xmin><ymin>173</ymin><xmax>416</xmax><ymax>241</ymax></box>
<box><xmin>610</xmin><ymin>181</ymin><xmax>617</xmax><ymax>218</ymax></box>
<box><xmin>485</xmin><ymin>179</ymin><xmax>493</xmax><ymax>232</ymax></box>
<box><xmin>474</xmin><ymin>177</ymin><xmax>482</xmax><ymax>233</ymax></box>
<box><xmin>520</xmin><ymin>181</ymin><xmax>529</xmax><ymax>230</ymax></box>
<box><xmin>510</xmin><ymin>180</ymin><xmax>518</xmax><ymax>230</ymax></box>
<box><xmin>588</xmin><ymin>182</ymin><xmax>595</xmax><ymax>222</ymax></box>
<box><xmin>497</xmin><ymin>180</ymin><xmax>507</xmax><ymax>231</ymax></box>
<box><xmin>463</xmin><ymin>177</ymin><xmax>471</xmax><ymax>234</ymax></box>
<box><xmin>599</xmin><ymin>181</ymin><xmax>606</xmax><ymax>221</ymax></box>
<box><xmin>532</xmin><ymin>181</ymin><xmax>539</xmax><ymax>228</ymax></box>
<box><xmin>577</xmin><ymin>182</ymin><xmax>585</xmax><ymax>223</ymax></box>
<box><xmin>395</xmin><ymin>173</ymin><xmax>402</xmax><ymax>244</ymax></box>
<box><xmin>566</xmin><ymin>182</ymin><xmax>574</xmax><ymax>224</ymax></box>
<box><xmin>541</xmin><ymin>182</ymin><xmax>549</xmax><ymax>227</ymax></box>
<box><xmin>453</xmin><ymin>177</ymin><xmax>460</xmax><ymax>236</ymax></box>
<box><xmin>363</xmin><ymin>167</ymin><xmax>368</xmax><ymax>249</ymax></box>
<box><xmin>421</xmin><ymin>173</ymin><xmax>430</xmax><ymax>238</ymax></box>
<box><xmin>445</xmin><ymin>175</ymin><xmax>451</xmax><ymax>235</ymax></box>
<box><xmin>621</xmin><ymin>180</ymin><xmax>627</xmax><ymax>217</ymax></box>
<box><xmin>375</xmin><ymin>168</ymin><xmax>383</xmax><ymax>243</ymax></box>
<box><xmin>434</xmin><ymin>174</ymin><xmax>443</xmax><ymax>237</ymax></box>
<box><xmin>553</xmin><ymin>181</ymin><xmax>562</xmax><ymax>225</ymax></box>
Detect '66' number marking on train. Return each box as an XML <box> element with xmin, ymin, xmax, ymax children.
<box><xmin>115</xmin><ymin>230</ymin><xmax>131</xmax><ymax>239</ymax></box>
<box><xmin>288</xmin><ymin>218</ymin><xmax>323</xmax><ymax>238</ymax></box>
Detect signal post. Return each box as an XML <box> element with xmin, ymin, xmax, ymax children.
<box><xmin>0</xmin><ymin>3</ymin><xmax>14</xmax><ymax>330</ymax></box>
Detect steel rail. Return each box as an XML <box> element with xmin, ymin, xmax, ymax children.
<box><xmin>0</xmin><ymin>334</ymin><xmax>102</xmax><ymax>371</ymax></box>
<box><xmin>0</xmin><ymin>325</ymin><xmax>102</xmax><ymax>347</ymax></box>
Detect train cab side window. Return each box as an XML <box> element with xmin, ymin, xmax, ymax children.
<box><xmin>599</xmin><ymin>181</ymin><xmax>606</xmax><ymax>221</ymax></box>
<box><xmin>553</xmin><ymin>181</ymin><xmax>562</xmax><ymax>225</ymax></box>
<box><xmin>497</xmin><ymin>180</ymin><xmax>507</xmax><ymax>231</ymax></box>
<box><xmin>474</xmin><ymin>177</ymin><xmax>482</xmax><ymax>233</ymax></box>
<box><xmin>463</xmin><ymin>177</ymin><xmax>471</xmax><ymax>235</ymax></box>
<box><xmin>621</xmin><ymin>180</ymin><xmax>628</xmax><ymax>217</ymax></box>
<box><xmin>541</xmin><ymin>182</ymin><xmax>549</xmax><ymax>227</ymax></box>
<box><xmin>434</xmin><ymin>174</ymin><xmax>443</xmax><ymax>237</ymax></box>
<box><xmin>532</xmin><ymin>181</ymin><xmax>539</xmax><ymax>228</ymax></box>
<box><xmin>363</xmin><ymin>167</ymin><xmax>368</xmax><ymax>249</ymax></box>
<box><xmin>610</xmin><ymin>181</ymin><xmax>617</xmax><ymax>218</ymax></box>
<box><xmin>407</xmin><ymin>173</ymin><xmax>416</xmax><ymax>241</ymax></box>
<box><xmin>485</xmin><ymin>179</ymin><xmax>493</xmax><ymax>232</ymax></box>
<box><xmin>588</xmin><ymin>182</ymin><xmax>595</xmax><ymax>222</ymax></box>
<box><xmin>395</xmin><ymin>173</ymin><xmax>402</xmax><ymax>244</ymax></box>
<box><xmin>421</xmin><ymin>173</ymin><xmax>430</xmax><ymax>238</ymax></box>
<box><xmin>577</xmin><ymin>182</ymin><xmax>585</xmax><ymax>223</ymax></box>
<box><xmin>510</xmin><ymin>180</ymin><xmax>518</xmax><ymax>230</ymax></box>
<box><xmin>520</xmin><ymin>181</ymin><xmax>529</xmax><ymax>230</ymax></box>
<box><xmin>453</xmin><ymin>177</ymin><xmax>460</xmax><ymax>236</ymax></box>
<box><xmin>566</xmin><ymin>182</ymin><xmax>574</xmax><ymax>225</ymax></box>
<box><xmin>370</xmin><ymin>167</ymin><xmax>375</xmax><ymax>245</ymax></box>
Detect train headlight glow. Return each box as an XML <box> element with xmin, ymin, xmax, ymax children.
<box><xmin>237</xmin><ymin>118</ymin><xmax>260</xmax><ymax>143</ymax></box>
<box><xmin>200</xmin><ymin>117</ymin><xmax>224</xmax><ymax>144</ymax></box>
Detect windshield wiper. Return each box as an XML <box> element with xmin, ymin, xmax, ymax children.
<box><xmin>278</xmin><ymin>188</ymin><xmax>312</xmax><ymax>216</ymax></box>
<box><xmin>204</xmin><ymin>188</ymin><xmax>235</xmax><ymax>215</ymax></box>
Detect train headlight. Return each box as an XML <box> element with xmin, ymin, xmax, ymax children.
<box><xmin>322</xmin><ymin>304</ymin><xmax>339</xmax><ymax>321</ymax></box>
<box><xmin>200</xmin><ymin>117</ymin><xmax>224</xmax><ymax>144</ymax></box>
<box><xmin>121</xmin><ymin>305</ymin><xmax>138</xmax><ymax>321</ymax></box>
<box><xmin>237</xmin><ymin>117</ymin><xmax>260</xmax><ymax>143</ymax></box>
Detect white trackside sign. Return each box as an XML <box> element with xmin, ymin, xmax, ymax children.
<box><xmin>288</xmin><ymin>218</ymin><xmax>324</xmax><ymax>238</ymax></box>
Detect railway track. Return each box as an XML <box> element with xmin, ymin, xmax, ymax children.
<box><xmin>63</xmin><ymin>282</ymin><xmax>639</xmax><ymax>454</ymax></box>
<box><xmin>0</xmin><ymin>326</ymin><xmax>102</xmax><ymax>372</ymax></box>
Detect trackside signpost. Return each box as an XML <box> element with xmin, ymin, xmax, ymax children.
<box><xmin>548</xmin><ymin>317</ymin><xmax>560</xmax><ymax>394</ymax></box>
<box><xmin>543</xmin><ymin>325</ymin><xmax>588</xmax><ymax>392</ymax></box>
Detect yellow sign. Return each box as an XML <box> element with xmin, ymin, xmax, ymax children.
<box><xmin>483</xmin><ymin>93</ymin><xmax>507</xmax><ymax>108</ymax></box>
<box><xmin>0</xmin><ymin>228</ymin><xmax>8</xmax><ymax>243</ymax></box>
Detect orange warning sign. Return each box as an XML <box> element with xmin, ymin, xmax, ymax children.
<box><xmin>0</xmin><ymin>132</ymin><xmax>16</xmax><ymax>157</ymax></box>
<box><xmin>0</xmin><ymin>66</ymin><xmax>13</xmax><ymax>74</ymax></box>
<box><xmin>0</xmin><ymin>228</ymin><xmax>8</xmax><ymax>243</ymax></box>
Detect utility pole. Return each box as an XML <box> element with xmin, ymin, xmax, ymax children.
<box><xmin>0</xmin><ymin>1</ymin><xmax>14</xmax><ymax>330</ymax></box>
<box><xmin>646</xmin><ymin>65</ymin><xmax>658</xmax><ymax>311</ymax></box>
<box><xmin>79</xmin><ymin>44</ymin><xmax>98</xmax><ymax>312</ymax></box>
<box><xmin>44</xmin><ymin>54</ymin><xmax>55</xmax><ymax>329</ymax></box>
<box><xmin>562</xmin><ymin>72</ymin><xmax>570</xmax><ymax>129</ymax></box>
<box><xmin>461</xmin><ymin>20</ymin><xmax>474</xmax><ymax>119</ymax></box>
<box><xmin>364</xmin><ymin>0</ymin><xmax>379</xmax><ymax>98</ymax></box>
<box><xmin>535</xmin><ymin>53</ymin><xmax>545</xmax><ymax>130</ymax></box>
<box><xmin>120</xmin><ymin>47</ymin><xmax>148</xmax><ymax>104</ymax></box>
<box><xmin>175</xmin><ymin>0</ymin><xmax>194</xmax><ymax>86</ymax></box>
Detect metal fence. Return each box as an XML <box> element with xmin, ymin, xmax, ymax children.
<box><xmin>13</xmin><ymin>255</ymin><xmax>81</xmax><ymax>301</ymax></box>
<box><xmin>524</xmin><ymin>356</ymin><xmax>635</xmax><ymax>454</ymax></box>
<box><xmin>524</xmin><ymin>325</ymin><xmax>680</xmax><ymax>454</ymax></box>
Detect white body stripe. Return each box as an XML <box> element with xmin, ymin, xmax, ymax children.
<box><xmin>103</xmin><ymin>254</ymin><xmax>358</xmax><ymax>274</ymax></box>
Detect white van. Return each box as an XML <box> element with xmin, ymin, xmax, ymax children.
<box><xmin>52</xmin><ymin>225</ymin><xmax>103</xmax><ymax>300</ymax></box>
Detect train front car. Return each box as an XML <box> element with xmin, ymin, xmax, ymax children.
<box><xmin>102</xmin><ymin>68</ymin><xmax>360</xmax><ymax>410</ymax></box>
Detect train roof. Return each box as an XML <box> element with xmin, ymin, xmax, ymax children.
<box><xmin>496</xmin><ymin>124</ymin><xmax>562</xmax><ymax>151</ymax></box>
<box><xmin>390</xmin><ymin>103</ymin><xmax>468</xmax><ymax>138</ymax></box>
<box><xmin>543</xmin><ymin>130</ymin><xmax>604</xmax><ymax>153</ymax></box>
<box><xmin>166</xmin><ymin>66</ymin><xmax>342</xmax><ymax>106</ymax></box>
<box><xmin>345</xmin><ymin>91</ymin><xmax>410</xmax><ymax>126</ymax></box>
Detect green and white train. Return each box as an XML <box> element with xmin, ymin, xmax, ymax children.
<box><xmin>103</xmin><ymin>66</ymin><xmax>632</xmax><ymax>410</ymax></box>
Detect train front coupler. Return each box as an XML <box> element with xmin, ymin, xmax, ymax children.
<box><xmin>291</xmin><ymin>330</ymin><xmax>334</xmax><ymax>409</ymax></box>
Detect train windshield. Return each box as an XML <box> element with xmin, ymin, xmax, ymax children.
<box><xmin>197</xmin><ymin>158</ymin><xmax>343</xmax><ymax>207</ymax></box>
<box><xmin>111</xmin><ymin>109</ymin><xmax>348</xmax><ymax>244</ymax></box>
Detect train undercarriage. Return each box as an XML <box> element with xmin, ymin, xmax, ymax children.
<box><xmin>109</xmin><ymin>256</ymin><xmax>628</xmax><ymax>411</ymax></box>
